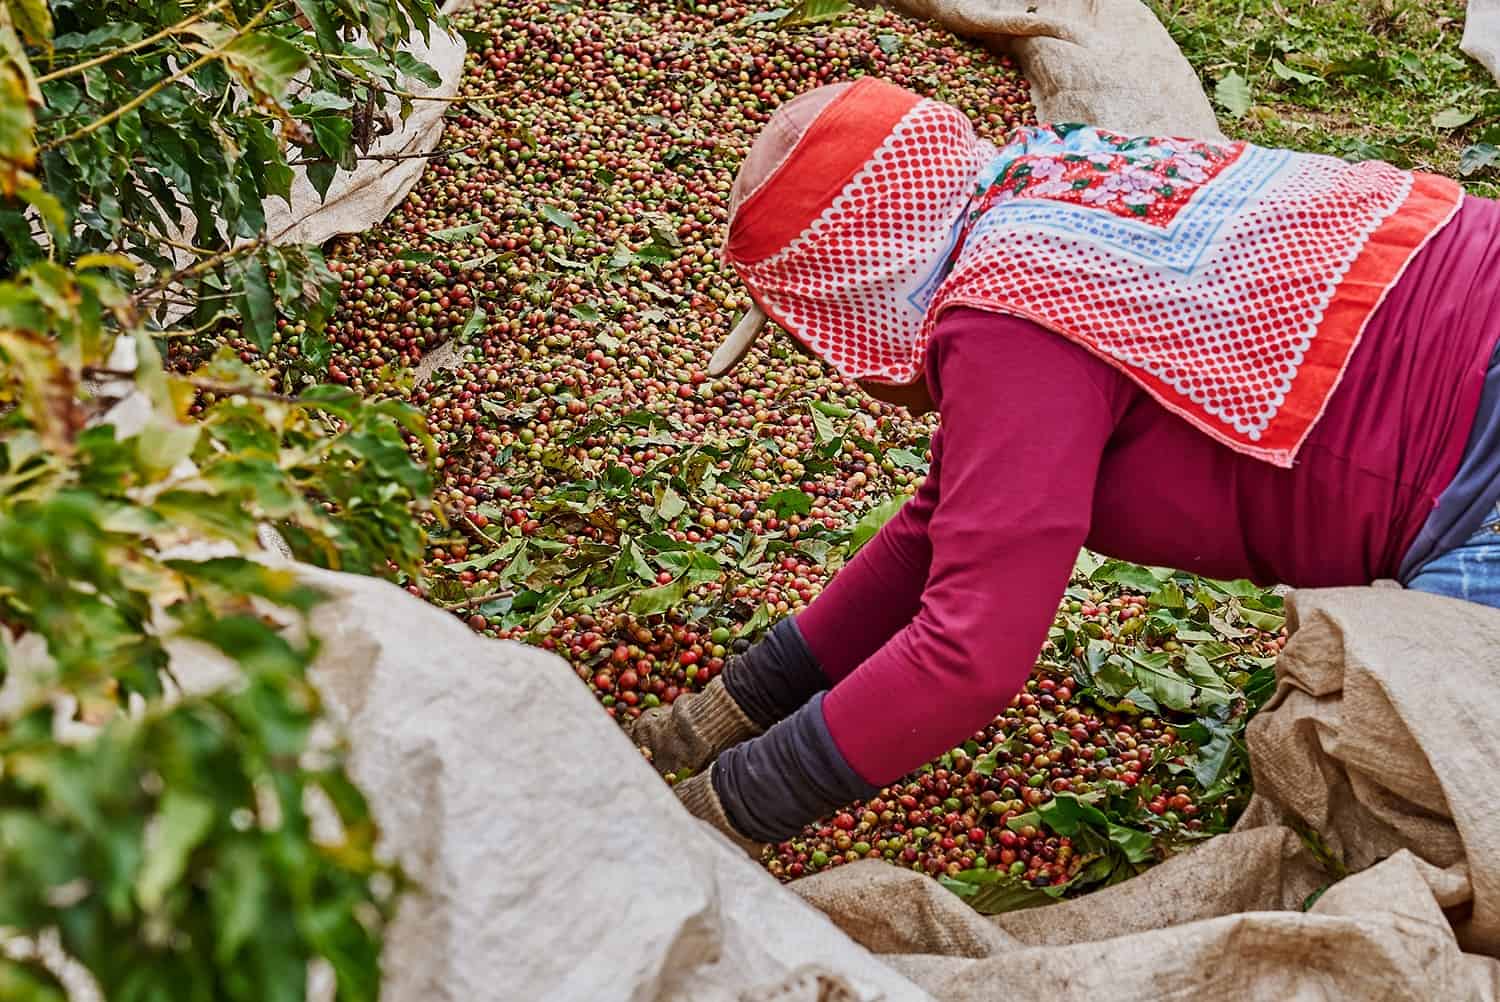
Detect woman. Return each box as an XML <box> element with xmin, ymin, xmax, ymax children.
<box><xmin>629</xmin><ymin>78</ymin><xmax>1500</xmax><ymax>854</ymax></box>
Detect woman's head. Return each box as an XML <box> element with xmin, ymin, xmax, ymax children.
<box><xmin>710</xmin><ymin>78</ymin><xmax>992</xmax><ymax>412</ymax></box>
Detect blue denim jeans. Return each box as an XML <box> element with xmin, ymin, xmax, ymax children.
<box><xmin>1406</xmin><ymin>503</ymin><xmax>1500</xmax><ymax>609</ymax></box>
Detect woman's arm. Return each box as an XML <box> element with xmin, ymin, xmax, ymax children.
<box><xmin>712</xmin><ymin>310</ymin><xmax>1129</xmax><ymax>839</ymax></box>
<box><xmin>821</xmin><ymin>315</ymin><xmax>1124</xmax><ymax>783</ymax></box>
<box><xmin>794</xmin><ymin>440</ymin><xmax>943</xmax><ymax>684</ymax></box>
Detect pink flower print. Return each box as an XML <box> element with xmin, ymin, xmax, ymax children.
<box><xmin>1168</xmin><ymin>151</ymin><xmax>1212</xmax><ymax>184</ymax></box>
<box><xmin>1024</xmin><ymin>157</ymin><xmax>1074</xmax><ymax>197</ymax></box>
<box><xmin>1082</xmin><ymin>167</ymin><xmax>1159</xmax><ymax>208</ymax></box>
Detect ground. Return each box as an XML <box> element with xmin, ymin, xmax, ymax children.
<box><xmin>1154</xmin><ymin>0</ymin><xmax>1500</xmax><ymax>195</ymax></box>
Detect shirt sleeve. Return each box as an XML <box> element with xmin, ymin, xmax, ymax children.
<box><xmin>793</xmin><ymin>437</ymin><xmax>942</xmax><ymax>684</ymax></box>
<box><xmin>821</xmin><ymin>308</ymin><xmax>1127</xmax><ymax>785</ymax></box>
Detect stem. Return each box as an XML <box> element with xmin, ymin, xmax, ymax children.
<box><xmin>455</xmin><ymin>511</ymin><xmax>504</xmax><ymax>551</ymax></box>
<box><xmin>35</xmin><ymin>1</ymin><xmax>231</xmax><ymax>85</ymax></box>
<box><xmin>38</xmin><ymin>1</ymin><xmax>275</xmax><ymax>153</ymax></box>
<box><xmin>120</xmin><ymin>218</ymin><xmax>217</xmax><ymax>257</ymax></box>
<box><xmin>288</xmin><ymin>144</ymin><xmax>476</xmax><ymax>166</ymax></box>
<box><xmin>134</xmin><ymin>237</ymin><xmax>265</xmax><ymax>303</ymax></box>
<box><xmin>83</xmin><ymin>367</ymin><xmax>297</xmax><ymax>403</ymax></box>
<box><xmin>438</xmin><ymin>589</ymin><xmax>518</xmax><ymax>611</ymax></box>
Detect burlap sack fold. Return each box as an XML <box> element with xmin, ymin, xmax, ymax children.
<box><xmin>791</xmin><ymin>588</ymin><xmax>1500</xmax><ymax>1001</ymax></box>
<box><xmin>881</xmin><ymin>0</ymin><xmax>1226</xmax><ymax>139</ymax></box>
<box><xmin>1248</xmin><ymin>587</ymin><xmax>1500</xmax><ymax>956</ymax></box>
<box><xmin>141</xmin><ymin>544</ymin><xmax>1500</xmax><ymax>1001</ymax></box>
<box><xmin>1465</xmin><ymin>0</ymin><xmax>1500</xmax><ymax>86</ymax></box>
<box><xmin>287</xmin><ymin>564</ymin><xmax>930</xmax><ymax>1002</ymax></box>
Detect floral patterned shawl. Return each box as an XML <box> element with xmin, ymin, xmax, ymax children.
<box><xmin>726</xmin><ymin>80</ymin><xmax>1462</xmax><ymax>467</ymax></box>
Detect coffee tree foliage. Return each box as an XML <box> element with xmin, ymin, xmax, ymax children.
<box><xmin>0</xmin><ymin>0</ymin><xmax>445</xmax><ymax>997</ymax></box>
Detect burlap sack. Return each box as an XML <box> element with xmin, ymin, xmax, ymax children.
<box><xmin>1465</xmin><ymin>0</ymin><xmax>1500</xmax><ymax>86</ymax></box>
<box><xmin>791</xmin><ymin>588</ymin><xmax>1500</xmax><ymax>1001</ymax></box>
<box><xmin>286</xmin><ymin>564</ymin><xmax>931</xmax><ymax>1002</ymax></box>
<box><xmin>132</xmin><ymin>527</ymin><xmax>1500</xmax><ymax>1000</ymax></box>
<box><xmin>880</xmin><ymin>0</ymin><xmax>1225</xmax><ymax>139</ymax></box>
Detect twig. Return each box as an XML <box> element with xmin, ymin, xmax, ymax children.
<box><xmin>38</xmin><ymin>0</ymin><xmax>275</xmax><ymax>152</ymax></box>
<box><xmin>437</xmin><ymin>589</ymin><xmax>517</xmax><ymax>611</ymax></box>
<box><xmin>35</xmin><ymin>0</ymin><xmax>231</xmax><ymax>84</ymax></box>
<box><xmin>131</xmin><ymin>237</ymin><xmax>266</xmax><ymax>308</ymax></box>
<box><xmin>82</xmin><ymin>367</ymin><xmax>297</xmax><ymax>404</ymax></box>
<box><xmin>454</xmin><ymin>511</ymin><xmax>504</xmax><ymax>551</ymax></box>
<box><xmin>120</xmin><ymin>218</ymin><xmax>217</xmax><ymax>258</ymax></box>
<box><xmin>288</xmin><ymin>144</ymin><xmax>477</xmax><ymax>166</ymax></box>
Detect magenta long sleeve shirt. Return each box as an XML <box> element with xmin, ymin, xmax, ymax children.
<box><xmin>800</xmin><ymin>194</ymin><xmax>1500</xmax><ymax>786</ymax></box>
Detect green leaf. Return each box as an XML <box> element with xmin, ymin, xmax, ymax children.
<box><xmin>876</xmin><ymin>33</ymin><xmax>901</xmax><ymax>55</ymax></box>
<box><xmin>629</xmin><ymin>576</ymin><xmax>689</xmax><ymax>615</ymax></box>
<box><xmin>764</xmin><ymin>487</ymin><xmax>813</xmax><ymax>518</ymax></box>
<box><xmin>1106</xmin><ymin>822</ymin><xmax>1155</xmax><ymax>863</ymax></box>
<box><xmin>808</xmin><ymin>402</ymin><xmax>840</xmax><ymax>445</ymax></box>
<box><xmin>309</xmin><ymin>113</ymin><xmax>354</xmax><ymax>169</ymax></box>
<box><xmin>431</xmin><ymin>223</ymin><xmax>481</xmax><ymax>243</ymax></box>
<box><xmin>849</xmin><ymin>495</ymin><xmax>906</xmax><ymax>554</ymax></box>
<box><xmin>1090</xmin><ymin>560</ymin><xmax>1168</xmax><ymax>593</ymax></box>
<box><xmin>1126</xmin><ymin>650</ymin><xmax>1231</xmax><ymax>712</ymax></box>
<box><xmin>742</xmin><ymin>602</ymin><xmax>773</xmax><ymax>636</ymax></box>
<box><xmin>394</xmin><ymin>50</ymin><xmax>442</xmax><ymax>89</ymax></box>
<box><xmin>210</xmin><ymin>842</ymin><xmax>269</xmax><ymax>963</ymax></box>
<box><xmin>4</xmin><ymin>0</ymin><xmax>52</xmax><ymax>52</ymax></box>
<box><xmin>741</xmin><ymin>6</ymin><xmax>791</xmax><ymax>24</ymax></box>
<box><xmin>1460</xmin><ymin>143</ymin><xmax>1500</xmax><ymax>177</ymax></box>
<box><xmin>1192</xmin><ymin>721</ymin><xmax>1236</xmax><ymax>790</ymax></box>
<box><xmin>293</xmin><ymin>0</ymin><xmax>339</xmax><ymax>49</ymax></box>
<box><xmin>1213</xmin><ymin>71</ymin><xmax>1252</xmax><ymax>118</ymax></box>
<box><xmin>306</xmin><ymin>161</ymin><xmax>337</xmax><ymax>200</ymax></box>
<box><xmin>625</xmin><ymin>539</ymin><xmax>655</xmax><ymax>583</ymax></box>
<box><xmin>884</xmin><ymin>447</ymin><xmax>927</xmax><ymax>470</ymax></box>
<box><xmin>460</xmin><ymin>306</ymin><xmax>485</xmax><ymax>340</ymax></box>
<box><xmin>136</xmin><ymin>792</ymin><xmax>215</xmax><ymax>912</ymax></box>
<box><xmin>965</xmin><ymin>875</ymin><xmax>1062</xmax><ymax>915</ymax></box>
<box><xmin>222</xmin><ymin>31</ymin><xmax>309</xmax><ymax>100</ymax></box>
<box><xmin>778</xmin><ymin>0</ymin><xmax>851</xmax><ymax>27</ymax></box>
<box><xmin>1431</xmin><ymin>107</ymin><xmax>1476</xmax><ymax>130</ymax></box>
<box><xmin>1147</xmin><ymin>580</ymin><xmax>1186</xmax><ymax>610</ymax></box>
<box><xmin>656</xmin><ymin>485</ymin><xmax>687</xmax><ymax>521</ymax></box>
<box><xmin>542</xmin><ymin>205</ymin><xmax>578</xmax><ymax>231</ymax></box>
<box><xmin>570</xmin><ymin>302</ymin><xmax>601</xmax><ymax>324</ymax></box>
<box><xmin>1269</xmin><ymin>58</ymin><xmax>1320</xmax><ymax>86</ymax></box>
<box><xmin>229</xmin><ymin>256</ymin><xmax>276</xmax><ymax>353</ymax></box>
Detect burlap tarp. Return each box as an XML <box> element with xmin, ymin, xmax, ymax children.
<box><xmin>794</xmin><ymin>587</ymin><xmax>1500</xmax><ymax>1000</ymax></box>
<box><xmin>880</xmin><ymin>0</ymin><xmax>1226</xmax><ymax>140</ymax></box>
<box><xmin>273</xmin><ymin>566</ymin><xmax>1500</xmax><ymax>1001</ymax></box>
<box><xmin>1466</xmin><ymin>0</ymin><xmax>1500</xmax><ymax>87</ymax></box>
<box><xmin>34</xmin><ymin>538</ymin><xmax>1500</xmax><ymax>1000</ymax></box>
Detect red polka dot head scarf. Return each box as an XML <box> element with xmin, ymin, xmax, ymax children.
<box><xmin>716</xmin><ymin>79</ymin><xmax>1463</xmax><ymax>466</ymax></box>
<box><xmin>717</xmin><ymin>77</ymin><xmax>994</xmax><ymax>387</ymax></box>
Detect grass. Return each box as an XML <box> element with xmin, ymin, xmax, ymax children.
<box><xmin>1148</xmin><ymin>0</ymin><xmax>1500</xmax><ymax>195</ymax></box>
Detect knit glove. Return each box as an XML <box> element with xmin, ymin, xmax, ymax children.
<box><xmin>673</xmin><ymin>765</ymin><xmax>768</xmax><ymax>859</ymax></box>
<box><xmin>624</xmin><ymin>675</ymin><xmax>761</xmax><ymax>776</ymax></box>
<box><xmin>625</xmin><ymin>617</ymin><xmax>827</xmax><ymax>775</ymax></box>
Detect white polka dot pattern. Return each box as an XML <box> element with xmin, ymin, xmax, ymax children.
<box><xmin>735</xmin><ymin>99</ymin><xmax>995</xmax><ymax>385</ymax></box>
<box><xmin>928</xmin><ymin>150</ymin><xmax>1412</xmax><ymax>442</ymax></box>
<box><xmin>728</xmin><ymin>104</ymin><xmax>1459</xmax><ymax>466</ymax></box>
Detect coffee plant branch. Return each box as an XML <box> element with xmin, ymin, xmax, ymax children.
<box><xmin>32</xmin><ymin>0</ymin><xmax>232</xmax><ymax>85</ymax></box>
<box><xmin>37</xmin><ymin>0</ymin><xmax>277</xmax><ymax>152</ymax></box>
